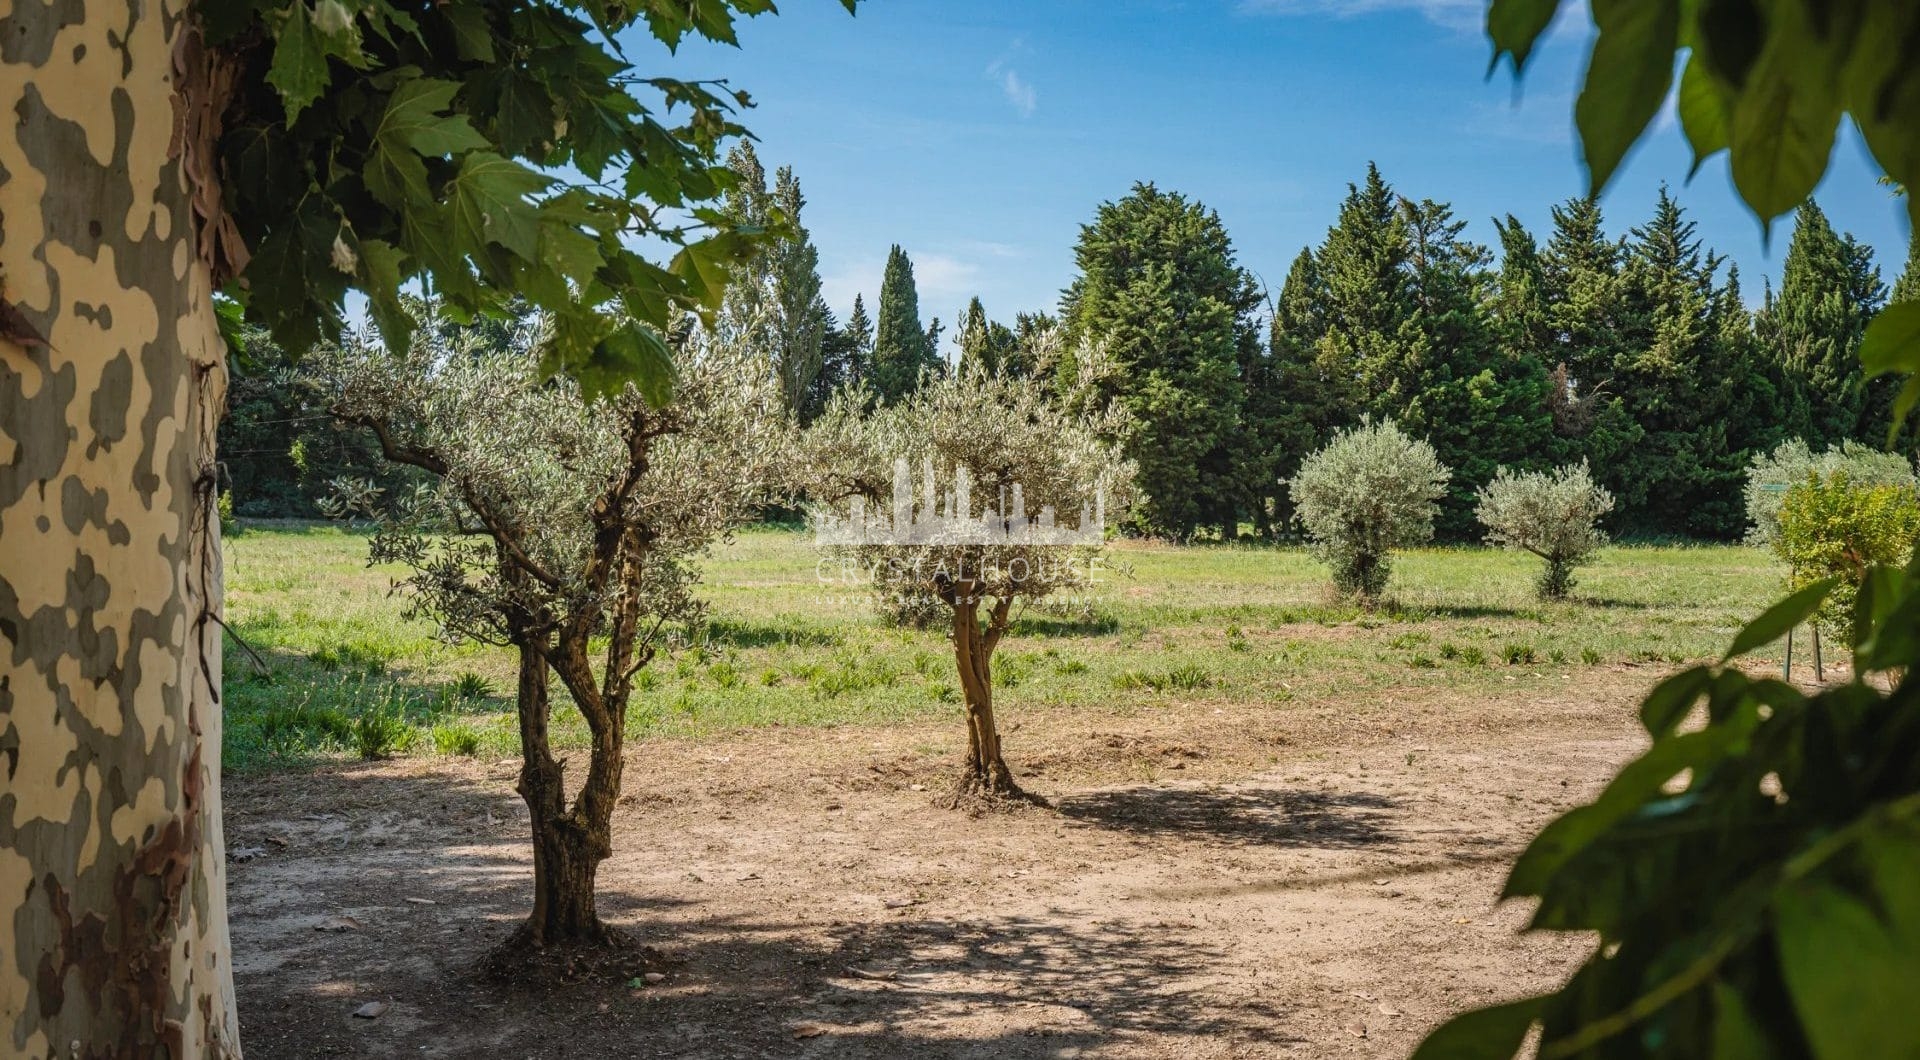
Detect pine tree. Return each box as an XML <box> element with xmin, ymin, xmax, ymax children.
<box><xmin>1757</xmin><ymin>200</ymin><xmax>1887</xmax><ymax>449</ymax></box>
<box><xmin>1252</xmin><ymin>248</ymin><xmax>1343</xmax><ymax>529</ymax></box>
<box><xmin>1608</xmin><ymin>188</ymin><xmax>1754</xmax><ymax>536</ymax></box>
<box><xmin>1392</xmin><ymin>198</ymin><xmax>1556</xmax><ymax>537</ymax></box>
<box><xmin>1062</xmin><ymin>183</ymin><xmax>1261</xmax><ymax>539</ymax></box>
<box><xmin>810</xmin><ymin>294</ymin><xmax>873</xmax><ymax>421</ymax></box>
<box><xmin>1311</xmin><ymin>163</ymin><xmax>1413</xmax><ymax>413</ymax></box>
<box><xmin>1536</xmin><ymin>196</ymin><xmax>1646</xmax><ymax>519</ymax></box>
<box><xmin>872</xmin><ymin>246</ymin><xmax>938</xmax><ymax>402</ymax></box>
<box><xmin>959</xmin><ymin>297</ymin><xmax>994</xmax><ymax>374</ymax></box>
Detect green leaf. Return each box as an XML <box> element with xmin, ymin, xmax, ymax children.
<box><xmin>1638</xmin><ymin>664</ymin><xmax>1713</xmax><ymax>737</ymax></box>
<box><xmin>377</xmin><ymin>77</ymin><xmax>489</xmax><ymax>157</ymax></box>
<box><xmin>356</xmin><ymin>238</ymin><xmax>414</xmax><ymax>352</ymax></box>
<box><xmin>447</xmin><ymin>152</ymin><xmax>551</xmax><ymax>261</ymax></box>
<box><xmin>442</xmin><ymin>4</ymin><xmax>496</xmax><ymax>61</ymax></box>
<box><xmin>1710</xmin><ymin>982</ymin><xmax>1778</xmax><ymax>1060</ymax></box>
<box><xmin>1575</xmin><ymin>0</ymin><xmax>1679</xmax><ymax>194</ymax></box>
<box><xmin>1507</xmin><ymin>725</ymin><xmax>1742</xmax><ymax>898</ymax></box>
<box><xmin>1485</xmin><ymin>0</ymin><xmax>1562</xmax><ymax>74</ymax></box>
<box><xmin>567</xmin><ymin>322</ymin><xmax>677</xmax><ymax>405</ymax></box>
<box><xmin>1859</xmin><ymin>301</ymin><xmax>1920</xmax><ymax>380</ymax></box>
<box><xmin>1409</xmin><ymin>995</ymin><xmax>1543</xmax><ymax>1060</ymax></box>
<box><xmin>1728</xmin><ymin>28</ymin><xmax>1844</xmax><ymax>226</ymax></box>
<box><xmin>1775</xmin><ymin>878</ymin><xmax>1920</xmax><ymax>1060</ymax></box>
<box><xmin>1722</xmin><ymin>577</ymin><xmax>1839</xmax><ymax>661</ymax></box>
<box><xmin>267</xmin><ymin>1</ymin><xmax>330</xmax><ymax>121</ymax></box>
<box><xmin>1677</xmin><ymin>55</ymin><xmax>1731</xmax><ymax>177</ymax></box>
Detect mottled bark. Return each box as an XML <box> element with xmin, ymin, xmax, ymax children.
<box><xmin>0</xmin><ymin>0</ymin><xmax>240</xmax><ymax>1051</ymax></box>
<box><xmin>510</xmin><ymin>641</ymin><xmax>623</xmax><ymax>948</ymax></box>
<box><xmin>941</xmin><ymin>583</ymin><xmax>1023</xmax><ymax>803</ymax></box>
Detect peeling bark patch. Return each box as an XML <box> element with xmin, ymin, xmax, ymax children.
<box><xmin>0</xmin><ymin>0</ymin><xmax>86</xmax><ymax>66</ymax></box>
<box><xmin>60</xmin><ymin>475</ymin><xmax>130</xmax><ymax>546</ymax></box>
<box><xmin>85</xmin><ymin>350</ymin><xmax>131</xmax><ymax>458</ymax></box>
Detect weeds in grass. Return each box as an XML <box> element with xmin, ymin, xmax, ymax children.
<box><xmin>1408</xmin><ymin>654</ymin><xmax>1438</xmax><ymax>669</ymax></box>
<box><xmin>353</xmin><ymin>710</ymin><xmax>413</xmax><ymax>760</ymax></box>
<box><xmin>1457</xmin><ymin>646</ymin><xmax>1488</xmax><ymax>666</ymax></box>
<box><xmin>759</xmin><ymin>668</ymin><xmax>782</xmax><ymax>686</ymax></box>
<box><xmin>1502</xmin><ymin>643</ymin><xmax>1540</xmax><ymax>666</ymax></box>
<box><xmin>708</xmin><ymin>661</ymin><xmax>741</xmax><ymax>690</ymax></box>
<box><xmin>1581</xmin><ymin>647</ymin><xmax>1603</xmax><ymax>666</ymax></box>
<box><xmin>1115</xmin><ymin>664</ymin><xmax>1213</xmax><ymax>693</ymax></box>
<box><xmin>431</xmin><ymin>723</ymin><xmax>482</xmax><ymax>756</ymax></box>
<box><xmin>1055</xmin><ymin>658</ymin><xmax>1089</xmax><ymax>675</ymax></box>
<box><xmin>926</xmin><ymin>681</ymin><xmax>958</xmax><ymax>703</ymax></box>
<box><xmin>1548</xmin><ymin>649</ymin><xmax>1567</xmax><ymax>665</ymax></box>
<box><xmin>1389</xmin><ymin>631</ymin><xmax>1432</xmax><ymax>650</ymax></box>
<box><xmin>449</xmin><ymin>672</ymin><xmax>491</xmax><ymax>701</ymax></box>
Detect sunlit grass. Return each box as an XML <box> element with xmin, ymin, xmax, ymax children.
<box><xmin>220</xmin><ymin>522</ymin><xmax>1787</xmax><ymax>773</ymax></box>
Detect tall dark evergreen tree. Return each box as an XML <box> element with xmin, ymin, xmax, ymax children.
<box><xmin>1310</xmin><ymin>163</ymin><xmax>1413</xmax><ymax>414</ymax></box>
<box><xmin>810</xmin><ymin>293</ymin><xmax>874</xmax><ymax>420</ymax></box>
<box><xmin>1756</xmin><ymin>200</ymin><xmax>1887</xmax><ymax>448</ymax></box>
<box><xmin>872</xmin><ymin>245</ymin><xmax>939</xmax><ymax>402</ymax></box>
<box><xmin>1599</xmin><ymin>188</ymin><xmax>1758</xmax><ymax>536</ymax></box>
<box><xmin>717</xmin><ymin>144</ymin><xmax>832</xmax><ymax>418</ymax></box>
<box><xmin>957</xmin><ymin>297</ymin><xmax>1019</xmax><ymax>376</ymax></box>
<box><xmin>1391</xmin><ymin>198</ymin><xmax>1556</xmax><ymax>536</ymax></box>
<box><xmin>1062</xmin><ymin>183</ymin><xmax>1261</xmax><ymax>539</ymax></box>
<box><xmin>1250</xmin><ymin>248</ymin><xmax>1343</xmax><ymax>529</ymax></box>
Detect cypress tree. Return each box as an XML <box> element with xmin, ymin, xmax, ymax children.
<box><xmin>1311</xmin><ymin>163</ymin><xmax>1413</xmax><ymax>413</ymax></box>
<box><xmin>770</xmin><ymin>165</ymin><xmax>831</xmax><ymax>417</ymax></box>
<box><xmin>1062</xmin><ymin>182</ymin><xmax>1261</xmax><ymax>539</ymax></box>
<box><xmin>872</xmin><ymin>246</ymin><xmax>938</xmax><ymax>402</ymax></box>
<box><xmin>1756</xmin><ymin>200</ymin><xmax>1886</xmax><ymax>449</ymax></box>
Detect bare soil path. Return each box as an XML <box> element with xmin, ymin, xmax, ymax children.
<box><xmin>227</xmin><ymin>677</ymin><xmax>1656</xmax><ymax>1058</ymax></box>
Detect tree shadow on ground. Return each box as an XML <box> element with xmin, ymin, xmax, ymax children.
<box><xmin>227</xmin><ymin>765</ymin><xmax>1312</xmax><ymax>1058</ymax></box>
<box><xmin>1054</xmin><ymin>784</ymin><xmax>1401</xmax><ymax>848</ymax></box>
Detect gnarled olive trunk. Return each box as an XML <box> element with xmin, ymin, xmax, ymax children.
<box><xmin>0</xmin><ymin>0</ymin><xmax>241</xmax><ymax>1050</ymax></box>
<box><xmin>948</xmin><ymin>597</ymin><xmax>1021</xmax><ymax>799</ymax></box>
<box><xmin>510</xmin><ymin>646</ymin><xmax>620</xmax><ymax>948</ymax></box>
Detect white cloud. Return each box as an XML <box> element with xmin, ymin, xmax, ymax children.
<box><xmin>1237</xmin><ymin>0</ymin><xmax>1484</xmax><ymax>31</ymax></box>
<box><xmin>985</xmin><ymin>39</ymin><xmax>1037</xmax><ymax>118</ymax></box>
<box><xmin>998</xmin><ymin>68</ymin><xmax>1038</xmax><ymax>117</ymax></box>
<box><xmin>819</xmin><ymin>250</ymin><xmax>984</xmax><ymax>321</ymax></box>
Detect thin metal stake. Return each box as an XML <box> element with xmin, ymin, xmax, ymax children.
<box><xmin>1813</xmin><ymin>624</ymin><xmax>1824</xmax><ymax>684</ymax></box>
<box><xmin>1784</xmin><ymin>626</ymin><xmax>1794</xmax><ymax>682</ymax></box>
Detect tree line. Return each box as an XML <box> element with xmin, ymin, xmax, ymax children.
<box><xmin>223</xmin><ymin>149</ymin><xmax>1916</xmax><ymax>544</ymax></box>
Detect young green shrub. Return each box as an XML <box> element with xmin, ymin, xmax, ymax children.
<box><xmin>1474</xmin><ymin>462</ymin><xmax>1614</xmax><ymax>599</ymax></box>
<box><xmin>449</xmin><ymin>672</ymin><xmax>492</xmax><ymax>702</ymax></box>
<box><xmin>1773</xmin><ymin>470</ymin><xmax>1920</xmax><ymax>642</ymax></box>
<box><xmin>431</xmin><ymin>723</ymin><xmax>483</xmax><ymax>757</ymax></box>
<box><xmin>1501</xmin><ymin>642</ymin><xmax>1539</xmax><ymax>666</ymax></box>
<box><xmin>1288</xmin><ymin>417</ymin><xmax>1450</xmax><ymax>599</ymax></box>
<box><xmin>1744</xmin><ymin>439</ymin><xmax>1916</xmax><ymax>546</ymax></box>
<box><xmin>353</xmin><ymin>709</ymin><xmax>413</xmax><ymax>760</ymax></box>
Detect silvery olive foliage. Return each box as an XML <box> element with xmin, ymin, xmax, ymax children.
<box><xmin>1744</xmin><ymin>438</ymin><xmax>1917</xmax><ymax>547</ymax></box>
<box><xmin>1475</xmin><ymin>462</ymin><xmax>1615</xmax><ymax>600</ymax></box>
<box><xmin>314</xmin><ymin>307</ymin><xmax>787</xmax><ymax>652</ymax></box>
<box><xmin>801</xmin><ymin>359</ymin><xmax>1135</xmax><ymax>625</ymax></box>
<box><xmin>1289</xmin><ymin>417</ymin><xmax>1450</xmax><ymax>599</ymax></box>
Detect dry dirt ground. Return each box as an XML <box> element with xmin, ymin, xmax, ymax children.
<box><xmin>226</xmin><ymin>672</ymin><xmax>1670</xmax><ymax>1058</ymax></box>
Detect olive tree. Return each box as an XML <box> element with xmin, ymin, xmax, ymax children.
<box><xmin>1475</xmin><ymin>462</ymin><xmax>1614</xmax><ymax>599</ymax></box>
<box><xmin>801</xmin><ymin>366</ymin><xmax>1132</xmax><ymax>803</ymax></box>
<box><xmin>1289</xmin><ymin>417</ymin><xmax>1450</xmax><ymax>599</ymax></box>
<box><xmin>315</xmin><ymin>311</ymin><xmax>783</xmax><ymax>955</ymax></box>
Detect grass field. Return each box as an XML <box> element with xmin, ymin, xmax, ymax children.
<box><xmin>219</xmin><ymin>522</ymin><xmax>1789</xmax><ymax>773</ymax></box>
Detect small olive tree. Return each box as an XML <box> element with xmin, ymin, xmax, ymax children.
<box><xmin>1744</xmin><ymin>439</ymin><xmax>1917</xmax><ymax>546</ymax></box>
<box><xmin>315</xmin><ymin>309</ymin><xmax>782</xmax><ymax>956</ymax></box>
<box><xmin>1288</xmin><ymin>417</ymin><xmax>1449</xmax><ymax>599</ymax></box>
<box><xmin>1475</xmin><ymin>462</ymin><xmax>1615</xmax><ymax>599</ymax></box>
<box><xmin>802</xmin><ymin>365</ymin><xmax>1132</xmax><ymax>803</ymax></box>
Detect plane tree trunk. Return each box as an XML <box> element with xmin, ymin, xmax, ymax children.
<box><xmin>0</xmin><ymin>0</ymin><xmax>242</xmax><ymax>1050</ymax></box>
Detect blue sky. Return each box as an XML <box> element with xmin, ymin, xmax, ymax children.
<box><xmin>658</xmin><ymin>0</ymin><xmax>1909</xmax><ymax>334</ymax></box>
